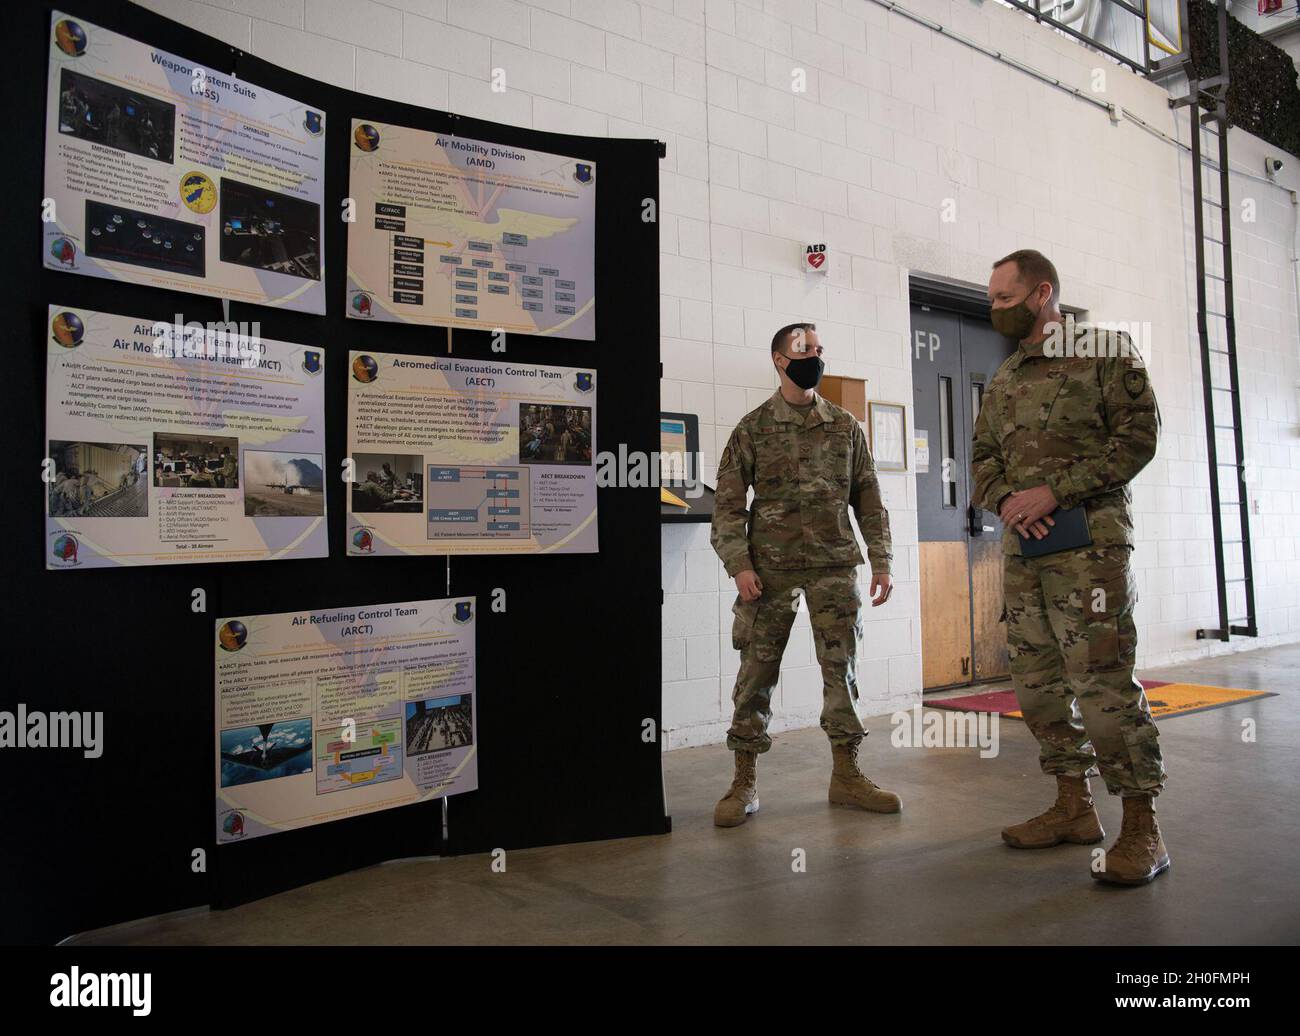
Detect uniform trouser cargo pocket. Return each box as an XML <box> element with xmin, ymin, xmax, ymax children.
<box><xmin>731</xmin><ymin>598</ymin><xmax>759</xmax><ymax>651</ymax></box>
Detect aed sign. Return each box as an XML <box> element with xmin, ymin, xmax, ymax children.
<box><xmin>804</xmin><ymin>243</ymin><xmax>828</xmax><ymax>274</ymax></box>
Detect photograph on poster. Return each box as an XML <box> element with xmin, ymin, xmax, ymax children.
<box><xmin>243</xmin><ymin>452</ymin><xmax>324</xmax><ymax>517</ymax></box>
<box><xmin>347</xmin><ymin>353</ymin><xmax>598</xmax><ymax>556</ymax></box>
<box><xmin>219</xmin><ymin>718</ymin><xmax>313</xmax><ymax>788</ymax></box>
<box><xmin>351</xmin><ymin>454</ymin><xmax>423</xmax><ymax>513</ymax></box>
<box><xmin>58</xmin><ymin>68</ymin><xmax>175</xmax><ymax>162</ymax></box>
<box><xmin>519</xmin><ymin>404</ymin><xmax>592</xmax><ymax>465</ymax></box>
<box><xmin>84</xmin><ymin>201</ymin><xmax>206</xmax><ymax>277</ymax></box>
<box><xmin>214</xmin><ymin>597</ymin><xmax>477</xmax><ymax>843</ymax></box>
<box><xmin>405</xmin><ymin>695</ymin><xmax>474</xmax><ymax>756</ymax></box>
<box><xmin>219</xmin><ymin>178</ymin><xmax>321</xmax><ymax>281</ymax></box>
<box><xmin>48</xmin><ymin>441</ymin><xmax>149</xmax><ymax>518</ymax></box>
<box><xmin>345</xmin><ymin>119</ymin><xmax>595</xmax><ymax>339</ymax></box>
<box><xmin>43</xmin><ymin>11</ymin><xmax>327</xmax><ymax>311</ymax></box>
<box><xmin>153</xmin><ymin>433</ymin><xmax>240</xmax><ymax>489</ymax></box>
<box><xmin>45</xmin><ymin>305</ymin><xmax>328</xmax><ymax>569</ymax></box>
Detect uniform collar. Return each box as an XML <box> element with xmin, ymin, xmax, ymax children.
<box><xmin>1009</xmin><ymin>327</ymin><xmax>1057</xmax><ymax>368</ymax></box>
<box><xmin>1012</xmin><ymin>316</ymin><xmax>1102</xmax><ymax>368</ymax></box>
<box><xmin>769</xmin><ymin>390</ymin><xmax>834</xmax><ymax>428</ymax></box>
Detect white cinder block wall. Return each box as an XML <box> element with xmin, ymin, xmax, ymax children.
<box><xmin>131</xmin><ymin>0</ymin><xmax>1300</xmax><ymax>750</ymax></box>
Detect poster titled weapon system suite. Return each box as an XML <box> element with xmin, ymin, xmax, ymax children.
<box><xmin>43</xmin><ymin>11</ymin><xmax>327</xmax><ymax>312</ymax></box>
<box><xmin>346</xmin><ymin>352</ymin><xmax>597</xmax><ymax>556</ymax></box>
<box><xmin>44</xmin><ymin>305</ymin><xmax>328</xmax><ymax>569</ymax></box>
<box><xmin>215</xmin><ymin>596</ymin><xmax>477</xmax><ymax>843</ymax></box>
<box><xmin>345</xmin><ymin>119</ymin><xmax>595</xmax><ymax>339</ymax></box>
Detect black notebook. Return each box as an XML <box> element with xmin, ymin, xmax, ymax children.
<box><xmin>1017</xmin><ymin>505</ymin><xmax>1092</xmax><ymax>557</ymax></box>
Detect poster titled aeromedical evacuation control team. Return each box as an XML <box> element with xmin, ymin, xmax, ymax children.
<box><xmin>43</xmin><ymin>11</ymin><xmax>327</xmax><ymax>313</ymax></box>
<box><xmin>215</xmin><ymin>597</ymin><xmax>477</xmax><ymax>844</ymax></box>
<box><xmin>346</xmin><ymin>352</ymin><xmax>598</xmax><ymax>556</ymax></box>
<box><xmin>44</xmin><ymin>305</ymin><xmax>328</xmax><ymax>569</ymax></box>
<box><xmin>346</xmin><ymin>119</ymin><xmax>595</xmax><ymax>339</ymax></box>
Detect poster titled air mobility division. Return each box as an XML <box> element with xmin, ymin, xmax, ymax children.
<box><xmin>45</xmin><ymin>305</ymin><xmax>328</xmax><ymax>569</ymax></box>
<box><xmin>215</xmin><ymin>597</ymin><xmax>477</xmax><ymax>843</ymax></box>
<box><xmin>346</xmin><ymin>119</ymin><xmax>595</xmax><ymax>339</ymax></box>
<box><xmin>347</xmin><ymin>352</ymin><xmax>597</xmax><ymax>556</ymax></box>
<box><xmin>44</xmin><ymin>11</ymin><xmax>326</xmax><ymax>312</ymax></box>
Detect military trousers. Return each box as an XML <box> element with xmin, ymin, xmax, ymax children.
<box><xmin>1004</xmin><ymin>544</ymin><xmax>1166</xmax><ymax>797</ymax></box>
<box><xmin>726</xmin><ymin>565</ymin><xmax>865</xmax><ymax>754</ymax></box>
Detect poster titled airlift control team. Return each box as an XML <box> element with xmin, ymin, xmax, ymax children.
<box><xmin>44</xmin><ymin>11</ymin><xmax>327</xmax><ymax>313</ymax></box>
<box><xmin>345</xmin><ymin>119</ymin><xmax>596</xmax><ymax>339</ymax></box>
<box><xmin>347</xmin><ymin>352</ymin><xmax>598</xmax><ymax>557</ymax></box>
<box><xmin>215</xmin><ymin>596</ymin><xmax>477</xmax><ymax>843</ymax></box>
<box><xmin>44</xmin><ymin>305</ymin><xmax>328</xmax><ymax>569</ymax></box>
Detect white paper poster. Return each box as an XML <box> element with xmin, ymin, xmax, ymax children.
<box><xmin>346</xmin><ymin>119</ymin><xmax>595</xmax><ymax>339</ymax></box>
<box><xmin>346</xmin><ymin>352</ymin><xmax>598</xmax><ymax>556</ymax></box>
<box><xmin>44</xmin><ymin>11</ymin><xmax>326</xmax><ymax>312</ymax></box>
<box><xmin>215</xmin><ymin>597</ymin><xmax>477</xmax><ymax>843</ymax></box>
<box><xmin>45</xmin><ymin>304</ymin><xmax>328</xmax><ymax>569</ymax></box>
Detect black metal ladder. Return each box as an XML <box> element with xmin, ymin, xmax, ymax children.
<box><xmin>1171</xmin><ymin>0</ymin><xmax>1257</xmax><ymax>641</ymax></box>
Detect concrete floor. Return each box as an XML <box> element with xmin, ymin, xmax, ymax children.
<box><xmin>74</xmin><ymin>644</ymin><xmax>1300</xmax><ymax>945</ymax></box>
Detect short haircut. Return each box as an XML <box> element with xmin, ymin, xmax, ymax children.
<box><xmin>993</xmin><ymin>249</ymin><xmax>1059</xmax><ymax>299</ymax></box>
<box><xmin>771</xmin><ymin>322</ymin><xmax>816</xmax><ymax>354</ymax></box>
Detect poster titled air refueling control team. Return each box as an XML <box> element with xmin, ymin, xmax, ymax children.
<box><xmin>345</xmin><ymin>119</ymin><xmax>596</xmax><ymax>339</ymax></box>
<box><xmin>44</xmin><ymin>304</ymin><xmax>328</xmax><ymax>569</ymax></box>
<box><xmin>215</xmin><ymin>597</ymin><xmax>477</xmax><ymax>843</ymax></box>
<box><xmin>346</xmin><ymin>351</ymin><xmax>598</xmax><ymax>556</ymax></box>
<box><xmin>44</xmin><ymin>11</ymin><xmax>327</xmax><ymax>312</ymax></box>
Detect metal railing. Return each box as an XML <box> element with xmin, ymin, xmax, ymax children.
<box><xmin>997</xmin><ymin>0</ymin><xmax>1188</xmax><ymax>74</ymax></box>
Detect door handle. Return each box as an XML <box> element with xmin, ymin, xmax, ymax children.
<box><xmin>968</xmin><ymin>505</ymin><xmax>996</xmax><ymax>536</ymax></box>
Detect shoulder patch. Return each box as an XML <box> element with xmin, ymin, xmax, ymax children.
<box><xmin>719</xmin><ymin>443</ymin><xmax>733</xmax><ymax>469</ymax></box>
<box><xmin>1123</xmin><ymin>369</ymin><xmax>1147</xmax><ymax>399</ymax></box>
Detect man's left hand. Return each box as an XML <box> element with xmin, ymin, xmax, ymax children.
<box><xmin>1000</xmin><ymin>485</ymin><xmax>1059</xmax><ymax>539</ymax></box>
<box><xmin>869</xmin><ymin>573</ymin><xmax>892</xmax><ymax>607</ymax></box>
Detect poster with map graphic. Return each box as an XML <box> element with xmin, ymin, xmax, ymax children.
<box><xmin>345</xmin><ymin>119</ymin><xmax>595</xmax><ymax>339</ymax></box>
<box><xmin>44</xmin><ymin>304</ymin><xmax>328</xmax><ymax>569</ymax></box>
<box><xmin>43</xmin><ymin>11</ymin><xmax>326</xmax><ymax>312</ymax></box>
<box><xmin>215</xmin><ymin>596</ymin><xmax>477</xmax><ymax>843</ymax></box>
<box><xmin>346</xmin><ymin>351</ymin><xmax>597</xmax><ymax>556</ymax></box>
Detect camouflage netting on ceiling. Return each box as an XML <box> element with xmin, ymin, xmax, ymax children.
<box><xmin>1187</xmin><ymin>0</ymin><xmax>1300</xmax><ymax>158</ymax></box>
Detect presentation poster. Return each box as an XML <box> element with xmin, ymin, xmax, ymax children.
<box><xmin>346</xmin><ymin>351</ymin><xmax>598</xmax><ymax>556</ymax></box>
<box><xmin>345</xmin><ymin>119</ymin><xmax>595</xmax><ymax>339</ymax></box>
<box><xmin>215</xmin><ymin>596</ymin><xmax>477</xmax><ymax>843</ymax></box>
<box><xmin>45</xmin><ymin>304</ymin><xmax>328</xmax><ymax>569</ymax></box>
<box><xmin>44</xmin><ymin>11</ymin><xmax>326</xmax><ymax>312</ymax></box>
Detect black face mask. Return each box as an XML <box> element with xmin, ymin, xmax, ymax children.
<box><xmin>781</xmin><ymin>353</ymin><xmax>824</xmax><ymax>390</ymax></box>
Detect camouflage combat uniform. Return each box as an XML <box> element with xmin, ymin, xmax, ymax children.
<box><xmin>971</xmin><ymin>325</ymin><xmax>1166</xmax><ymax>797</ymax></box>
<box><xmin>712</xmin><ymin>391</ymin><xmax>892</xmax><ymax>753</ymax></box>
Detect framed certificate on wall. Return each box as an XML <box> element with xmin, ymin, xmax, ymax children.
<box><xmin>868</xmin><ymin>401</ymin><xmax>907</xmax><ymax>472</ymax></box>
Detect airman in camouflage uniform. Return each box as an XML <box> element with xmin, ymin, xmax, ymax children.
<box><xmin>973</xmin><ymin>250</ymin><xmax>1169</xmax><ymax>884</ymax></box>
<box><xmin>710</xmin><ymin>323</ymin><xmax>898</xmax><ymax>827</ymax></box>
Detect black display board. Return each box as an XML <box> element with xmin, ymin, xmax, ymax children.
<box><xmin>1</xmin><ymin>1</ymin><xmax>667</xmax><ymax>945</ymax></box>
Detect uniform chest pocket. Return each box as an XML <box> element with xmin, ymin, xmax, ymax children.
<box><xmin>1016</xmin><ymin>372</ymin><xmax>1069</xmax><ymax>429</ymax></box>
<box><xmin>819</xmin><ymin>431</ymin><xmax>853</xmax><ymax>485</ymax></box>
<box><xmin>752</xmin><ymin>431</ymin><xmax>797</xmax><ymax>490</ymax></box>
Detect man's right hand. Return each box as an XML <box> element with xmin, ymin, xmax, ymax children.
<box><xmin>735</xmin><ymin>570</ymin><xmax>763</xmax><ymax>602</ymax></box>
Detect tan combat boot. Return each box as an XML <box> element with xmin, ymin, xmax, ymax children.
<box><xmin>1093</xmin><ymin>794</ymin><xmax>1170</xmax><ymax>885</ymax></box>
<box><xmin>1001</xmin><ymin>775</ymin><xmax>1106</xmax><ymax>848</ymax></box>
<box><xmin>713</xmin><ymin>749</ymin><xmax>759</xmax><ymax>827</ymax></box>
<box><xmin>828</xmin><ymin>743</ymin><xmax>901</xmax><ymax>813</ymax></box>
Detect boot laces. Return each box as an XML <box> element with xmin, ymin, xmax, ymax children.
<box><xmin>836</xmin><ymin>747</ymin><xmax>864</xmax><ymax>780</ymax></box>
<box><xmin>1117</xmin><ymin>800</ymin><xmax>1153</xmax><ymax>848</ymax></box>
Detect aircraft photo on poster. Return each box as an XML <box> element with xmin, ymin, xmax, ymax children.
<box><xmin>44</xmin><ymin>305</ymin><xmax>328</xmax><ymax>569</ymax></box>
<box><xmin>215</xmin><ymin>596</ymin><xmax>477</xmax><ymax>843</ymax></box>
